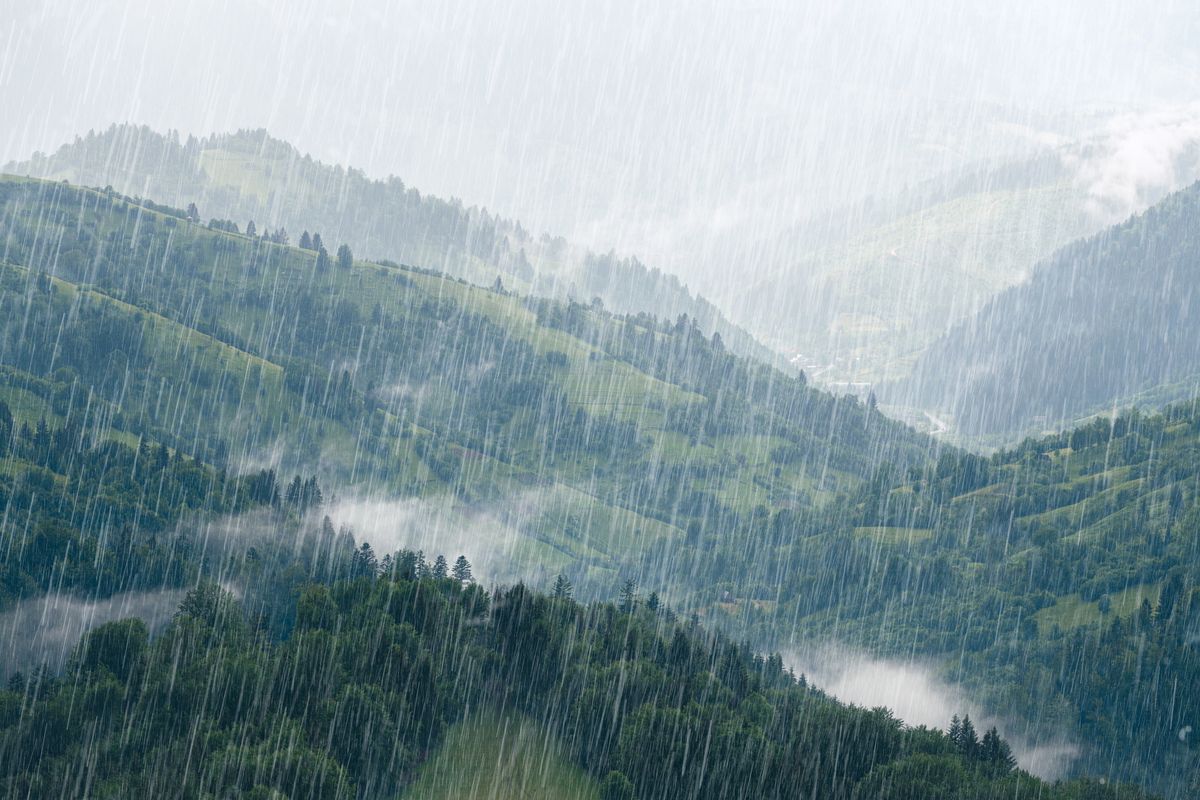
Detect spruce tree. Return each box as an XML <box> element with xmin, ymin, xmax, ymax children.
<box><xmin>619</xmin><ymin>579</ymin><xmax>638</xmax><ymax>613</ymax></box>
<box><xmin>337</xmin><ymin>243</ymin><xmax>354</xmax><ymax>270</ymax></box>
<box><xmin>958</xmin><ymin>715</ymin><xmax>979</xmax><ymax>759</ymax></box>
<box><xmin>452</xmin><ymin>555</ymin><xmax>473</xmax><ymax>583</ymax></box>
<box><xmin>352</xmin><ymin>542</ymin><xmax>377</xmax><ymax>577</ymax></box>
<box><xmin>980</xmin><ymin>727</ymin><xmax>1016</xmax><ymax>773</ymax></box>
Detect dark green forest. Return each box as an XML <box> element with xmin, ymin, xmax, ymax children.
<box><xmin>0</xmin><ymin>569</ymin><xmax>1154</xmax><ymax>800</ymax></box>
<box><xmin>1</xmin><ymin>174</ymin><xmax>1198</xmax><ymax>797</ymax></box>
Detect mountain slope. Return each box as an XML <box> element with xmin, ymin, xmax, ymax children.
<box><xmin>3</xmin><ymin>175</ymin><xmax>1193</xmax><ymax>796</ymax></box>
<box><xmin>893</xmin><ymin>180</ymin><xmax>1200</xmax><ymax>438</ymax></box>
<box><xmin>769</xmin><ymin>401</ymin><xmax>1200</xmax><ymax>796</ymax></box>
<box><xmin>400</xmin><ymin>713</ymin><xmax>602</xmax><ymax>800</ymax></box>
<box><xmin>725</xmin><ymin>155</ymin><xmax>1087</xmax><ymax>381</ymax></box>
<box><xmin>0</xmin><ymin>174</ymin><xmax>931</xmax><ymax>600</ymax></box>
<box><xmin>0</xmin><ymin>571</ymin><xmax>1153</xmax><ymax>799</ymax></box>
<box><xmin>7</xmin><ymin>125</ymin><xmax>778</xmax><ymax>366</ymax></box>
<box><xmin>723</xmin><ymin>138</ymin><xmax>1200</xmax><ymax>386</ymax></box>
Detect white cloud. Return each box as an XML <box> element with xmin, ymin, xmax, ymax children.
<box><xmin>785</xmin><ymin>644</ymin><xmax>1079</xmax><ymax>780</ymax></box>
<box><xmin>0</xmin><ymin>587</ymin><xmax>190</xmax><ymax>678</ymax></box>
<box><xmin>1069</xmin><ymin>104</ymin><xmax>1200</xmax><ymax>223</ymax></box>
<box><xmin>326</xmin><ymin>492</ymin><xmax>553</xmax><ymax>586</ymax></box>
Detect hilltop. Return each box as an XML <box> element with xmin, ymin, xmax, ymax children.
<box><xmin>6</xmin><ymin>125</ymin><xmax>778</xmax><ymax>367</ymax></box>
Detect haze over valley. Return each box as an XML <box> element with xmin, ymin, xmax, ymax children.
<box><xmin>1</xmin><ymin>2</ymin><xmax>1199</xmax><ymax>798</ymax></box>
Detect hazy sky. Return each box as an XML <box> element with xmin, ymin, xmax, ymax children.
<box><xmin>3</xmin><ymin>0</ymin><xmax>1198</xmax><ymax>284</ymax></box>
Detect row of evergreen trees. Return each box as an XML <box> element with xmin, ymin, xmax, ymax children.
<box><xmin>4</xmin><ymin>562</ymin><xmax>1143</xmax><ymax>799</ymax></box>
<box><xmin>187</xmin><ymin>199</ymin><xmax>355</xmax><ymax>271</ymax></box>
<box><xmin>949</xmin><ymin>715</ymin><xmax>1017</xmax><ymax>775</ymax></box>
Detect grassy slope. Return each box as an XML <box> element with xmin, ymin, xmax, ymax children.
<box><xmin>1033</xmin><ymin>581</ymin><xmax>1163</xmax><ymax>634</ymax></box>
<box><xmin>0</xmin><ymin>175</ymin><xmax>868</xmax><ymax>585</ymax></box>
<box><xmin>401</xmin><ymin>713</ymin><xmax>602</xmax><ymax>800</ymax></box>
<box><xmin>854</xmin><ymin>413</ymin><xmax>1193</xmax><ymax>636</ymax></box>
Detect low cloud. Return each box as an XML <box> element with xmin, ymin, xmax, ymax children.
<box><xmin>0</xmin><ymin>588</ymin><xmax>190</xmax><ymax>679</ymax></box>
<box><xmin>1067</xmin><ymin>104</ymin><xmax>1200</xmax><ymax>223</ymax></box>
<box><xmin>785</xmin><ymin>644</ymin><xmax>1079</xmax><ymax>781</ymax></box>
<box><xmin>326</xmin><ymin>492</ymin><xmax>556</xmax><ymax>587</ymax></box>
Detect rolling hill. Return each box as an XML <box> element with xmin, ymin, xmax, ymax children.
<box><xmin>6</xmin><ymin>125</ymin><xmax>779</xmax><ymax>367</ymax></box>
<box><xmin>2</xmin><ymin>174</ymin><xmax>1196</xmax><ymax>796</ymax></box>
<box><xmin>0</xmin><ymin>173</ymin><xmax>932</xmax><ymax>605</ymax></box>
<box><xmin>723</xmin><ymin>139</ymin><xmax>1200</xmax><ymax>387</ymax></box>
<box><xmin>756</xmin><ymin>401</ymin><xmax>1200</xmax><ymax>796</ymax></box>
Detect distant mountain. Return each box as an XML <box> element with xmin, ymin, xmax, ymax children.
<box><xmin>7</xmin><ymin>124</ymin><xmax>779</xmax><ymax>367</ymax></box>
<box><xmin>722</xmin><ymin>135</ymin><xmax>1200</xmax><ymax>386</ymax></box>
<box><xmin>892</xmin><ymin>180</ymin><xmax>1200</xmax><ymax>438</ymax></box>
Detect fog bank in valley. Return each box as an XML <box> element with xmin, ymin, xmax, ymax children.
<box><xmin>0</xmin><ymin>588</ymin><xmax>191</xmax><ymax>679</ymax></box>
<box><xmin>787</xmin><ymin>645</ymin><xmax>1079</xmax><ymax>780</ymax></box>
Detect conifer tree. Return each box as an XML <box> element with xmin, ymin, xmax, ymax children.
<box><xmin>957</xmin><ymin>715</ymin><xmax>979</xmax><ymax>759</ymax></box>
<box><xmin>351</xmin><ymin>542</ymin><xmax>377</xmax><ymax>577</ymax></box>
<box><xmin>620</xmin><ymin>578</ymin><xmax>638</xmax><ymax>613</ymax></box>
<box><xmin>452</xmin><ymin>555</ymin><xmax>473</xmax><ymax>583</ymax></box>
<box><xmin>337</xmin><ymin>243</ymin><xmax>353</xmax><ymax>270</ymax></box>
<box><xmin>980</xmin><ymin>727</ymin><xmax>1016</xmax><ymax>773</ymax></box>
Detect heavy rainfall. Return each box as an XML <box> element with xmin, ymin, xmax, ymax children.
<box><xmin>0</xmin><ymin>1</ymin><xmax>1199</xmax><ymax>797</ymax></box>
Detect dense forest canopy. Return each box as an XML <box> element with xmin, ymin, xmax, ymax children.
<box><xmin>0</xmin><ymin>175</ymin><xmax>1197</xmax><ymax>796</ymax></box>
<box><xmin>0</xmin><ymin>568</ymin><xmax>1155</xmax><ymax>800</ymax></box>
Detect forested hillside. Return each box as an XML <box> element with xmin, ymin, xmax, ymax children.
<box><xmin>0</xmin><ymin>173</ymin><xmax>931</xmax><ymax>596</ymax></box>
<box><xmin>896</xmin><ymin>180</ymin><xmax>1200</xmax><ymax>438</ymax></box>
<box><xmin>756</xmin><ymin>402</ymin><xmax>1200</xmax><ymax>795</ymax></box>
<box><xmin>9</xmin><ymin>5</ymin><xmax>1200</xmax><ymax>799</ymax></box>
<box><xmin>0</xmin><ymin>569</ymin><xmax>1153</xmax><ymax>799</ymax></box>
<box><xmin>6</xmin><ymin>125</ymin><xmax>776</xmax><ymax>365</ymax></box>
<box><xmin>2</xmin><ymin>175</ymin><xmax>1197</xmax><ymax>796</ymax></box>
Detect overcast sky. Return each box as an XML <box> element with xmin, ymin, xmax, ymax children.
<box><xmin>3</xmin><ymin>0</ymin><xmax>1198</xmax><ymax>285</ymax></box>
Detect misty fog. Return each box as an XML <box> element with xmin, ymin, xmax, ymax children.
<box><xmin>1</xmin><ymin>1</ymin><xmax>1197</xmax><ymax>796</ymax></box>
<box><xmin>5</xmin><ymin>0</ymin><xmax>1199</xmax><ymax>296</ymax></box>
